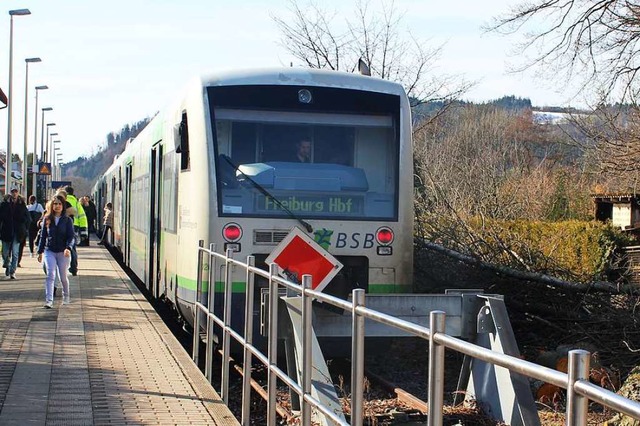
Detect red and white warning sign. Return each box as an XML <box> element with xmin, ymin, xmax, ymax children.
<box><xmin>265</xmin><ymin>227</ymin><xmax>343</xmax><ymax>292</ymax></box>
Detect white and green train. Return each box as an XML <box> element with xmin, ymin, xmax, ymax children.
<box><xmin>93</xmin><ymin>68</ymin><xmax>414</xmax><ymax>347</ymax></box>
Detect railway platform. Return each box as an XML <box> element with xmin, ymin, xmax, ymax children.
<box><xmin>0</xmin><ymin>240</ymin><xmax>238</xmax><ymax>425</ymax></box>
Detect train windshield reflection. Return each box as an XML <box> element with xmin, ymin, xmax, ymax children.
<box><xmin>213</xmin><ymin>109</ymin><xmax>398</xmax><ymax>220</ymax></box>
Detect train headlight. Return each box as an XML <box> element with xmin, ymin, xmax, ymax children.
<box><xmin>223</xmin><ymin>223</ymin><xmax>242</xmax><ymax>242</ymax></box>
<box><xmin>298</xmin><ymin>89</ymin><xmax>312</xmax><ymax>104</ymax></box>
<box><xmin>375</xmin><ymin>227</ymin><xmax>394</xmax><ymax>245</ymax></box>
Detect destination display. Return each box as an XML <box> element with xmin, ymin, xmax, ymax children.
<box><xmin>256</xmin><ymin>194</ymin><xmax>364</xmax><ymax>215</ymax></box>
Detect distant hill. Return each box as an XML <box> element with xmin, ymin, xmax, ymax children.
<box><xmin>412</xmin><ymin>95</ymin><xmax>534</xmax><ymax>123</ymax></box>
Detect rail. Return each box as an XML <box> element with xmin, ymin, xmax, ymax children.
<box><xmin>193</xmin><ymin>241</ymin><xmax>640</xmax><ymax>426</ymax></box>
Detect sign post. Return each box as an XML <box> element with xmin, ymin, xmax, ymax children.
<box><xmin>265</xmin><ymin>227</ymin><xmax>342</xmax><ymax>292</ymax></box>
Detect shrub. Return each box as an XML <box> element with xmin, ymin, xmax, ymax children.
<box><xmin>416</xmin><ymin>213</ymin><xmax>632</xmax><ymax>283</ymax></box>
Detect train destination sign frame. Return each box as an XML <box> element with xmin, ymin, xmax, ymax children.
<box><xmin>265</xmin><ymin>227</ymin><xmax>343</xmax><ymax>292</ymax></box>
<box><xmin>256</xmin><ymin>194</ymin><xmax>364</xmax><ymax>215</ymax></box>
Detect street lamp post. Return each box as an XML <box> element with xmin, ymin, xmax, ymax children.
<box><xmin>40</xmin><ymin>109</ymin><xmax>53</xmax><ymax>160</ymax></box>
<box><xmin>52</xmin><ymin>140</ymin><xmax>60</xmax><ymax>184</ymax></box>
<box><xmin>38</xmin><ymin>111</ymin><xmax>53</xmax><ymax>202</ymax></box>
<box><xmin>22</xmin><ymin>57</ymin><xmax>41</xmax><ymax>199</ymax></box>
<box><xmin>6</xmin><ymin>8</ymin><xmax>32</xmax><ymax>195</ymax></box>
<box><xmin>56</xmin><ymin>159</ymin><xmax>63</xmax><ymax>181</ymax></box>
<box><xmin>48</xmin><ymin>136</ymin><xmax>58</xmax><ymax>197</ymax></box>
<box><xmin>32</xmin><ymin>86</ymin><xmax>48</xmax><ymax>198</ymax></box>
<box><xmin>48</xmin><ymin>136</ymin><xmax>58</xmax><ymax>163</ymax></box>
<box><xmin>57</xmin><ymin>159</ymin><xmax>63</xmax><ymax>182</ymax></box>
<box><xmin>53</xmin><ymin>146</ymin><xmax>60</xmax><ymax>184</ymax></box>
<box><xmin>44</xmin><ymin>126</ymin><xmax>56</xmax><ymax>161</ymax></box>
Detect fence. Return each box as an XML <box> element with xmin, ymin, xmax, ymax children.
<box><xmin>193</xmin><ymin>241</ymin><xmax>640</xmax><ymax>426</ymax></box>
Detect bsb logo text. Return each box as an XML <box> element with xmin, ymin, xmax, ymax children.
<box><xmin>314</xmin><ymin>228</ymin><xmax>375</xmax><ymax>250</ymax></box>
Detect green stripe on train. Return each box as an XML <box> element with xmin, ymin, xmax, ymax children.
<box><xmin>177</xmin><ymin>277</ymin><xmax>246</xmax><ymax>292</ymax></box>
<box><xmin>176</xmin><ymin>276</ymin><xmax>410</xmax><ymax>294</ymax></box>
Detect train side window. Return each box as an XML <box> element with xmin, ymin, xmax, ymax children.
<box><xmin>177</xmin><ymin>112</ymin><xmax>190</xmax><ymax>170</ymax></box>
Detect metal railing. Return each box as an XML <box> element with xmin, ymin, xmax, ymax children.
<box><xmin>193</xmin><ymin>241</ymin><xmax>640</xmax><ymax>426</ymax></box>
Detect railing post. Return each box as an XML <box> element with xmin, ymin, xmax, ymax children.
<box><xmin>566</xmin><ymin>349</ymin><xmax>590</xmax><ymax>426</ymax></box>
<box><xmin>428</xmin><ymin>310</ymin><xmax>446</xmax><ymax>426</ymax></box>
<box><xmin>205</xmin><ymin>243</ymin><xmax>216</xmax><ymax>381</ymax></box>
<box><xmin>351</xmin><ymin>289</ymin><xmax>366</xmax><ymax>426</ymax></box>
<box><xmin>192</xmin><ymin>240</ymin><xmax>204</xmax><ymax>365</ymax></box>
<box><xmin>301</xmin><ymin>275</ymin><xmax>313</xmax><ymax>426</ymax></box>
<box><xmin>221</xmin><ymin>248</ymin><xmax>234</xmax><ymax>404</ymax></box>
<box><xmin>241</xmin><ymin>255</ymin><xmax>255</xmax><ymax>426</ymax></box>
<box><xmin>267</xmin><ymin>263</ymin><xmax>280</xmax><ymax>426</ymax></box>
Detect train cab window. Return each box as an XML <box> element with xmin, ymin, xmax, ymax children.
<box><xmin>209</xmin><ymin>85</ymin><xmax>400</xmax><ymax>221</ymax></box>
<box><xmin>231</xmin><ymin>122</ymin><xmax>257</xmax><ymax>164</ymax></box>
<box><xmin>261</xmin><ymin>125</ymin><xmax>310</xmax><ymax>162</ymax></box>
<box><xmin>177</xmin><ymin>112</ymin><xmax>190</xmax><ymax>170</ymax></box>
<box><xmin>314</xmin><ymin>127</ymin><xmax>354</xmax><ymax>166</ymax></box>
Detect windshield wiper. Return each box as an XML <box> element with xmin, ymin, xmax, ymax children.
<box><xmin>220</xmin><ymin>156</ymin><xmax>314</xmax><ymax>233</ymax></box>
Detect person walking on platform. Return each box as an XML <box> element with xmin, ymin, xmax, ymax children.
<box><xmin>37</xmin><ymin>195</ymin><xmax>75</xmax><ymax>308</ymax></box>
<box><xmin>82</xmin><ymin>196</ymin><xmax>97</xmax><ymax>236</ymax></box>
<box><xmin>98</xmin><ymin>202</ymin><xmax>113</xmax><ymax>245</ymax></box>
<box><xmin>63</xmin><ymin>186</ymin><xmax>87</xmax><ymax>276</ymax></box>
<box><xmin>0</xmin><ymin>187</ymin><xmax>30</xmax><ymax>279</ymax></box>
<box><xmin>27</xmin><ymin>195</ymin><xmax>44</xmax><ymax>256</ymax></box>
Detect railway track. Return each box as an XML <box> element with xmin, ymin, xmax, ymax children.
<box><xmin>213</xmin><ymin>348</ymin><xmax>498</xmax><ymax>425</ymax></box>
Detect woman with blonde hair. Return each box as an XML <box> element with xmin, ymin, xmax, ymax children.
<box><xmin>37</xmin><ymin>194</ymin><xmax>75</xmax><ymax>308</ymax></box>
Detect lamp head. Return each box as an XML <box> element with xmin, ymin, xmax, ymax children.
<box><xmin>35</xmin><ymin>85</ymin><xmax>48</xmax><ymax>90</ymax></box>
<box><xmin>42</xmin><ymin>107</ymin><xmax>53</xmax><ymax>112</ymax></box>
<box><xmin>9</xmin><ymin>9</ymin><xmax>31</xmax><ymax>16</ymax></box>
<box><xmin>25</xmin><ymin>57</ymin><xmax>41</xmax><ymax>63</ymax></box>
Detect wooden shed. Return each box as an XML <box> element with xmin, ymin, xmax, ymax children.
<box><xmin>592</xmin><ymin>193</ymin><xmax>640</xmax><ymax>231</ymax></box>
<box><xmin>593</xmin><ymin>193</ymin><xmax>640</xmax><ymax>286</ymax></box>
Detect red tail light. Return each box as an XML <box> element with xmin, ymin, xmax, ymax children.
<box><xmin>376</xmin><ymin>227</ymin><xmax>394</xmax><ymax>245</ymax></box>
<box><xmin>222</xmin><ymin>223</ymin><xmax>242</xmax><ymax>242</ymax></box>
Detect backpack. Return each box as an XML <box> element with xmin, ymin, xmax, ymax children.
<box><xmin>29</xmin><ymin>210</ymin><xmax>42</xmax><ymax>225</ymax></box>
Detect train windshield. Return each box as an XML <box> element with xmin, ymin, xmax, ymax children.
<box><xmin>208</xmin><ymin>85</ymin><xmax>400</xmax><ymax>221</ymax></box>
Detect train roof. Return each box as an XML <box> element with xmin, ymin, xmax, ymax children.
<box><xmin>198</xmin><ymin>67</ymin><xmax>408</xmax><ymax>97</ymax></box>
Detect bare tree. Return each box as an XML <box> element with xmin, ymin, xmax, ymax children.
<box><xmin>490</xmin><ymin>1</ymin><xmax>640</xmax><ymax>182</ymax></box>
<box><xmin>565</xmin><ymin>105</ymin><xmax>640</xmax><ymax>187</ymax></box>
<box><xmin>414</xmin><ymin>104</ymin><xmax>595</xmax><ymax>278</ymax></box>
<box><xmin>489</xmin><ymin>0</ymin><xmax>640</xmax><ymax>102</ymax></box>
<box><xmin>273</xmin><ymin>0</ymin><xmax>470</xmax><ymax>107</ymax></box>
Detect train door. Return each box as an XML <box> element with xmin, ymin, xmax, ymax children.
<box><xmin>124</xmin><ymin>163</ymin><xmax>132</xmax><ymax>266</ymax></box>
<box><xmin>110</xmin><ymin>176</ymin><xmax>116</xmax><ymax>247</ymax></box>
<box><xmin>149</xmin><ymin>144</ymin><xmax>163</xmax><ymax>297</ymax></box>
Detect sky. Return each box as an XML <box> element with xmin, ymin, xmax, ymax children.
<box><xmin>0</xmin><ymin>0</ymin><xmax>576</xmax><ymax>163</ymax></box>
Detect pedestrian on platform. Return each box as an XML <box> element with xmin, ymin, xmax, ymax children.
<box><xmin>63</xmin><ymin>186</ymin><xmax>86</xmax><ymax>276</ymax></box>
<box><xmin>27</xmin><ymin>195</ymin><xmax>45</xmax><ymax>256</ymax></box>
<box><xmin>82</xmin><ymin>196</ymin><xmax>97</xmax><ymax>236</ymax></box>
<box><xmin>98</xmin><ymin>202</ymin><xmax>113</xmax><ymax>245</ymax></box>
<box><xmin>0</xmin><ymin>187</ymin><xmax>30</xmax><ymax>279</ymax></box>
<box><xmin>37</xmin><ymin>194</ymin><xmax>75</xmax><ymax>308</ymax></box>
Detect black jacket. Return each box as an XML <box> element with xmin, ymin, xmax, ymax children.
<box><xmin>37</xmin><ymin>215</ymin><xmax>75</xmax><ymax>254</ymax></box>
<box><xmin>0</xmin><ymin>196</ymin><xmax>30</xmax><ymax>242</ymax></box>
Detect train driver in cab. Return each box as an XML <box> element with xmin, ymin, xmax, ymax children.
<box><xmin>293</xmin><ymin>139</ymin><xmax>312</xmax><ymax>163</ymax></box>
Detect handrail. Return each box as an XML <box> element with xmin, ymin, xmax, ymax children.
<box><xmin>193</xmin><ymin>242</ymin><xmax>640</xmax><ymax>425</ymax></box>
